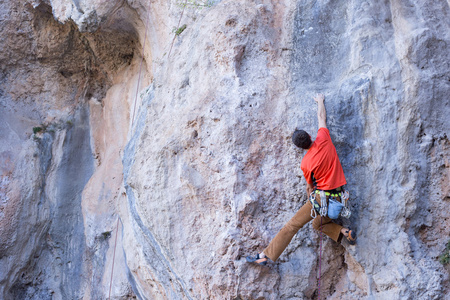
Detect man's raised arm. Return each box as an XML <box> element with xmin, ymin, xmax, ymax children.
<box><xmin>314</xmin><ymin>93</ymin><xmax>327</xmax><ymax>128</ymax></box>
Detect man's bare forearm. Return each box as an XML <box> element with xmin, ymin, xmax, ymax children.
<box><xmin>314</xmin><ymin>94</ymin><xmax>327</xmax><ymax>128</ymax></box>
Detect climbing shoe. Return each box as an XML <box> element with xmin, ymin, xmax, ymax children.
<box><xmin>246</xmin><ymin>253</ymin><xmax>268</xmax><ymax>266</ymax></box>
<box><xmin>346</xmin><ymin>229</ymin><xmax>357</xmax><ymax>245</ymax></box>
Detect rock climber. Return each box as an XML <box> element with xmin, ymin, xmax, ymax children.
<box><xmin>246</xmin><ymin>93</ymin><xmax>356</xmax><ymax>265</ymax></box>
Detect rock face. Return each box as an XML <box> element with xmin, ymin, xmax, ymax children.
<box><xmin>0</xmin><ymin>0</ymin><xmax>449</xmax><ymax>299</ymax></box>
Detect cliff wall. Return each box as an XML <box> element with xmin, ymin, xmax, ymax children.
<box><xmin>0</xmin><ymin>0</ymin><xmax>449</xmax><ymax>299</ymax></box>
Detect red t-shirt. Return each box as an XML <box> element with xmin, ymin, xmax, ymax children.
<box><xmin>300</xmin><ymin>127</ymin><xmax>346</xmax><ymax>190</ymax></box>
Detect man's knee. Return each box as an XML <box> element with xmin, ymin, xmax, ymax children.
<box><xmin>312</xmin><ymin>217</ymin><xmax>330</xmax><ymax>230</ymax></box>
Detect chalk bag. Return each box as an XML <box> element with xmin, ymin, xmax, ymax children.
<box><xmin>327</xmin><ymin>198</ymin><xmax>344</xmax><ymax>219</ymax></box>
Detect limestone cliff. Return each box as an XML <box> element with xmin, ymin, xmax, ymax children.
<box><xmin>0</xmin><ymin>0</ymin><xmax>449</xmax><ymax>299</ymax></box>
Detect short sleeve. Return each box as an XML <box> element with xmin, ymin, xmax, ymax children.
<box><xmin>316</xmin><ymin>127</ymin><xmax>330</xmax><ymax>141</ymax></box>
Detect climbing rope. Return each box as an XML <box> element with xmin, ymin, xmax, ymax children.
<box><xmin>109</xmin><ymin>1</ymin><xmax>152</xmax><ymax>298</ymax></box>
<box><xmin>130</xmin><ymin>1</ymin><xmax>152</xmax><ymax>127</ymax></box>
<box><xmin>168</xmin><ymin>0</ymin><xmax>188</xmax><ymax>57</ymax></box>
<box><xmin>108</xmin><ymin>218</ymin><xmax>120</xmax><ymax>299</ymax></box>
<box><xmin>318</xmin><ymin>216</ymin><xmax>323</xmax><ymax>300</ymax></box>
<box><xmin>109</xmin><ymin>0</ymin><xmax>208</xmax><ymax>297</ymax></box>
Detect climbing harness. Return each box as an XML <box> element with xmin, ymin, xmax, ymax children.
<box><xmin>309</xmin><ymin>188</ymin><xmax>351</xmax><ymax>219</ymax></box>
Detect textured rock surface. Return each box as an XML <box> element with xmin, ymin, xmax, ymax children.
<box><xmin>0</xmin><ymin>0</ymin><xmax>449</xmax><ymax>299</ymax></box>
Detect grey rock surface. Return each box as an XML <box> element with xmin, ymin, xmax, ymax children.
<box><xmin>0</xmin><ymin>0</ymin><xmax>449</xmax><ymax>299</ymax></box>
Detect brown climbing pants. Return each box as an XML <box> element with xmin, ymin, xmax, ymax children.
<box><xmin>264</xmin><ymin>194</ymin><xmax>343</xmax><ymax>262</ymax></box>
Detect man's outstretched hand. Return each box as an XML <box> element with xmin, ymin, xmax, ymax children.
<box><xmin>314</xmin><ymin>93</ymin><xmax>325</xmax><ymax>103</ymax></box>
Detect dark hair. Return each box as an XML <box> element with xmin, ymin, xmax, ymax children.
<box><xmin>292</xmin><ymin>130</ymin><xmax>312</xmax><ymax>149</ymax></box>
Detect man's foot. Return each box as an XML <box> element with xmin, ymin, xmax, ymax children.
<box><xmin>246</xmin><ymin>253</ymin><xmax>268</xmax><ymax>265</ymax></box>
<box><xmin>341</xmin><ymin>228</ymin><xmax>357</xmax><ymax>245</ymax></box>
